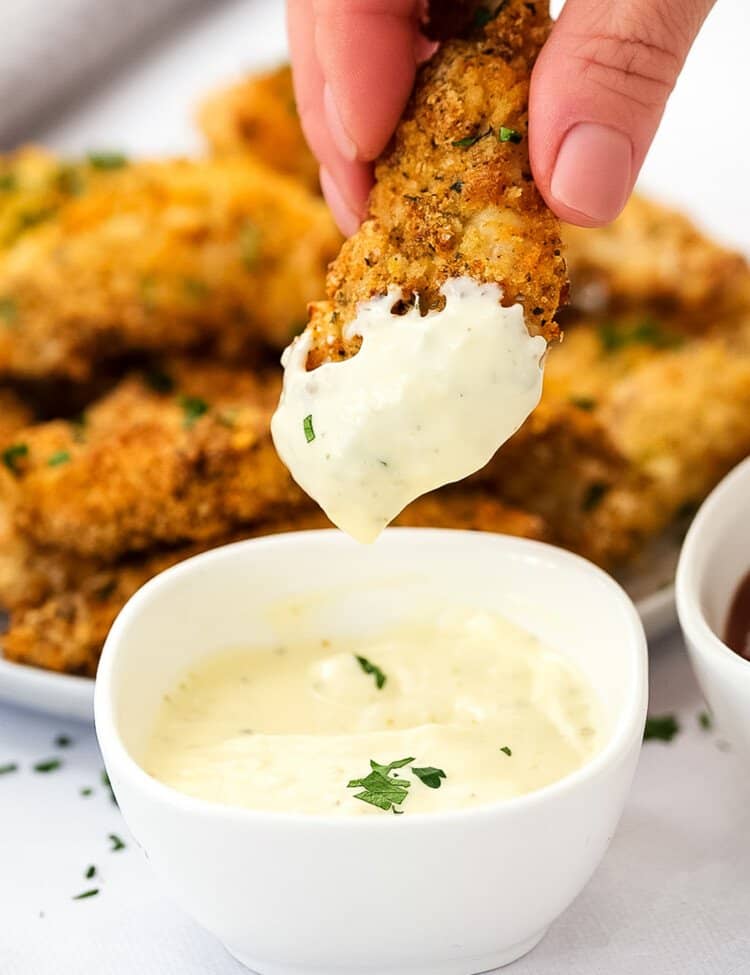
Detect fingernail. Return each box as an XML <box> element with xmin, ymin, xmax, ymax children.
<box><xmin>320</xmin><ymin>167</ymin><xmax>361</xmax><ymax>237</ymax></box>
<box><xmin>323</xmin><ymin>84</ymin><xmax>357</xmax><ymax>162</ymax></box>
<box><xmin>550</xmin><ymin>123</ymin><xmax>632</xmax><ymax>224</ymax></box>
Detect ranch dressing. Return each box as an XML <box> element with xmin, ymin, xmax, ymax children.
<box><xmin>144</xmin><ymin>608</ymin><xmax>601</xmax><ymax>817</ymax></box>
<box><xmin>271</xmin><ymin>278</ymin><xmax>546</xmax><ymax>542</ymax></box>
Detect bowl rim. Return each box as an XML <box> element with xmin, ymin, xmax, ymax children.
<box><xmin>95</xmin><ymin>528</ymin><xmax>648</xmax><ymax>830</ymax></box>
<box><xmin>676</xmin><ymin>456</ymin><xmax>750</xmax><ymax>676</ymax></box>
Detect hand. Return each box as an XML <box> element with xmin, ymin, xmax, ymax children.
<box><xmin>287</xmin><ymin>0</ymin><xmax>716</xmax><ymax>234</ymax></box>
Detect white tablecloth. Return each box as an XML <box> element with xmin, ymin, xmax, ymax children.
<box><xmin>3</xmin><ymin>629</ymin><xmax>749</xmax><ymax>975</ymax></box>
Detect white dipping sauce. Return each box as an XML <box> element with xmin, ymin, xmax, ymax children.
<box><xmin>271</xmin><ymin>278</ymin><xmax>546</xmax><ymax>542</ymax></box>
<box><xmin>144</xmin><ymin>608</ymin><xmax>601</xmax><ymax>817</ymax></box>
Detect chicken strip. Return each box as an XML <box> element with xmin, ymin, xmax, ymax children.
<box><xmin>1</xmin><ymin>491</ymin><xmax>545</xmax><ymax>675</ymax></box>
<box><xmin>0</xmin><ymin>156</ymin><xmax>340</xmax><ymax>378</ymax></box>
<box><xmin>304</xmin><ymin>0</ymin><xmax>565</xmax><ymax>368</ymax></box>
<box><xmin>198</xmin><ymin>66</ymin><xmax>319</xmax><ymax>194</ymax></box>
<box><xmin>4</xmin><ymin>360</ymin><xmax>308</xmax><ymax>560</ymax></box>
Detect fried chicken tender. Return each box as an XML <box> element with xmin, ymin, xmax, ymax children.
<box><xmin>304</xmin><ymin>0</ymin><xmax>566</xmax><ymax>369</ymax></box>
<box><xmin>564</xmin><ymin>194</ymin><xmax>750</xmax><ymax>322</ymax></box>
<box><xmin>198</xmin><ymin>66</ymin><xmax>319</xmax><ymax>194</ymax></box>
<box><xmin>1</xmin><ymin>489</ymin><xmax>544</xmax><ymax>675</ymax></box>
<box><xmin>0</xmin><ymin>156</ymin><xmax>340</xmax><ymax>379</ymax></box>
<box><xmin>4</xmin><ymin>360</ymin><xmax>309</xmax><ymax>560</ymax></box>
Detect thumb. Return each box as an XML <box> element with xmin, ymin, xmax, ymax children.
<box><xmin>529</xmin><ymin>0</ymin><xmax>716</xmax><ymax>227</ymax></box>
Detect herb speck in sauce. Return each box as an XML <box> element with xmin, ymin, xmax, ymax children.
<box><xmin>347</xmin><ymin>757</ymin><xmax>414</xmax><ymax>812</ymax></box>
<box><xmin>355</xmin><ymin>655</ymin><xmax>387</xmax><ymax>690</ymax></box>
<box><xmin>303</xmin><ymin>414</ymin><xmax>315</xmax><ymax>443</ymax></box>
<box><xmin>411</xmin><ymin>766</ymin><xmax>447</xmax><ymax>789</ymax></box>
<box><xmin>500</xmin><ymin>745</ymin><xmax>512</xmax><ymax>756</ymax></box>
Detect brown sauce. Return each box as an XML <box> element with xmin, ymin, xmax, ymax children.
<box><xmin>725</xmin><ymin>569</ymin><xmax>750</xmax><ymax>660</ymax></box>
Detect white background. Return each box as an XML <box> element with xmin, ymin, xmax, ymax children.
<box><xmin>3</xmin><ymin>1</ymin><xmax>750</xmax><ymax>972</ymax></box>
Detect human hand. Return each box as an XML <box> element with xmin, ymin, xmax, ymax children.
<box><xmin>287</xmin><ymin>0</ymin><xmax>716</xmax><ymax>234</ymax></box>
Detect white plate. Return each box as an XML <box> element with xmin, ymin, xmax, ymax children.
<box><xmin>0</xmin><ymin>554</ymin><xmax>680</xmax><ymax>724</ymax></box>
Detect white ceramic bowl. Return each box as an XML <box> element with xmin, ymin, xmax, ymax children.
<box><xmin>95</xmin><ymin>529</ymin><xmax>647</xmax><ymax>975</ymax></box>
<box><xmin>677</xmin><ymin>457</ymin><xmax>750</xmax><ymax>755</ymax></box>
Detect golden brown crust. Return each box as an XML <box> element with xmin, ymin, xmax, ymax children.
<box><xmin>0</xmin><ymin>157</ymin><xmax>340</xmax><ymax>378</ymax></box>
<box><xmin>4</xmin><ymin>361</ymin><xmax>307</xmax><ymax>559</ymax></box>
<box><xmin>198</xmin><ymin>66</ymin><xmax>320</xmax><ymax>194</ymax></box>
<box><xmin>305</xmin><ymin>0</ymin><xmax>566</xmax><ymax>369</ymax></box>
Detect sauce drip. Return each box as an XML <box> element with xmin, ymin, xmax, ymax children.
<box><xmin>725</xmin><ymin>569</ymin><xmax>750</xmax><ymax>660</ymax></box>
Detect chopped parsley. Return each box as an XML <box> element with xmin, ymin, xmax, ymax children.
<box><xmin>54</xmin><ymin>735</ymin><xmax>72</xmax><ymax>748</ymax></box>
<box><xmin>87</xmin><ymin>151</ymin><xmax>128</xmax><ymax>170</ymax></box>
<box><xmin>355</xmin><ymin>655</ymin><xmax>387</xmax><ymax>690</ymax></box>
<box><xmin>85</xmin><ymin>865</ymin><xmax>96</xmax><ymax>879</ymax></box>
<box><xmin>108</xmin><ymin>833</ymin><xmax>126</xmax><ymax>852</ymax></box>
<box><xmin>698</xmin><ymin>710</ymin><xmax>712</xmax><ymax>731</ymax></box>
<box><xmin>0</xmin><ymin>297</ymin><xmax>18</xmax><ymax>325</ymax></box>
<box><xmin>498</xmin><ymin>126</ymin><xmax>522</xmax><ymax>143</ymax></box>
<box><xmin>240</xmin><ymin>222</ymin><xmax>262</xmax><ymax>269</ymax></box>
<box><xmin>101</xmin><ymin>769</ymin><xmax>118</xmax><ymax>805</ymax></box>
<box><xmin>0</xmin><ymin>172</ymin><xmax>17</xmax><ymax>192</ymax></box>
<box><xmin>143</xmin><ymin>367</ymin><xmax>174</xmax><ymax>394</ymax></box>
<box><xmin>582</xmin><ymin>481</ymin><xmax>609</xmax><ymax>511</ymax></box>
<box><xmin>411</xmin><ymin>766</ymin><xmax>446</xmax><ymax>789</ymax></box>
<box><xmin>598</xmin><ymin>318</ymin><xmax>683</xmax><ymax>353</ymax></box>
<box><xmin>2</xmin><ymin>442</ymin><xmax>28</xmax><ymax>474</ymax></box>
<box><xmin>47</xmin><ymin>451</ymin><xmax>71</xmax><ymax>467</ymax></box>
<box><xmin>0</xmin><ymin>762</ymin><xmax>18</xmax><ymax>775</ymax></box>
<box><xmin>643</xmin><ymin>714</ymin><xmax>679</xmax><ymax>742</ymax></box>
<box><xmin>80</xmin><ymin>787</ymin><xmax>93</xmax><ymax>797</ymax></box>
<box><xmin>570</xmin><ymin>396</ymin><xmax>597</xmax><ymax>412</ymax></box>
<box><xmin>500</xmin><ymin>745</ymin><xmax>512</xmax><ymax>756</ymax></box>
<box><xmin>180</xmin><ymin>395</ymin><xmax>209</xmax><ymax>428</ymax></box>
<box><xmin>347</xmin><ymin>757</ymin><xmax>414</xmax><ymax>811</ymax></box>
<box><xmin>452</xmin><ymin>128</ymin><xmax>493</xmax><ymax>149</ymax></box>
<box><xmin>303</xmin><ymin>414</ymin><xmax>315</xmax><ymax>443</ymax></box>
<box><xmin>450</xmin><ymin>180</ymin><xmax>463</xmax><ymax>193</ymax></box>
<box><xmin>73</xmin><ymin>889</ymin><xmax>99</xmax><ymax>900</ymax></box>
<box><xmin>33</xmin><ymin>758</ymin><xmax>62</xmax><ymax>773</ymax></box>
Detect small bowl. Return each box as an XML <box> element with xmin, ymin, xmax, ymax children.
<box><xmin>677</xmin><ymin>457</ymin><xmax>750</xmax><ymax>755</ymax></box>
<box><xmin>95</xmin><ymin>529</ymin><xmax>647</xmax><ymax>975</ymax></box>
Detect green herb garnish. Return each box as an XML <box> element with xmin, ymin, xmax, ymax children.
<box><xmin>570</xmin><ymin>396</ymin><xmax>597</xmax><ymax>412</ymax></box>
<box><xmin>87</xmin><ymin>152</ymin><xmax>128</xmax><ymax>170</ymax></box>
<box><xmin>347</xmin><ymin>757</ymin><xmax>414</xmax><ymax>811</ymax></box>
<box><xmin>2</xmin><ymin>442</ymin><xmax>28</xmax><ymax>474</ymax></box>
<box><xmin>80</xmin><ymin>787</ymin><xmax>93</xmax><ymax>797</ymax></box>
<box><xmin>180</xmin><ymin>395</ymin><xmax>209</xmax><ymax>429</ymax></box>
<box><xmin>0</xmin><ymin>762</ymin><xmax>18</xmax><ymax>775</ymax></box>
<box><xmin>33</xmin><ymin>758</ymin><xmax>61</xmax><ymax>773</ymax></box>
<box><xmin>73</xmin><ymin>888</ymin><xmax>99</xmax><ymax>900</ymax></box>
<box><xmin>498</xmin><ymin>126</ymin><xmax>522</xmax><ymax>143</ymax></box>
<box><xmin>47</xmin><ymin>451</ymin><xmax>71</xmax><ymax>467</ymax></box>
<box><xmin>240</xmin><ymin>222</ymin><xmax>262</xmax><ymax>269</ymax></box>
<box><xmin>54</xmin><ymin>735</ymin><xmax>72</xmax><ymax>748</ymax></box>
<box><xmin>698</xmin><ymin>710</ymin><xmax>712</xmax><ymax>731</ymax></box>
<box><xmin>355</xmin><ymin>655</ymin><xmax>387</xmax><ymax>690</ymax></box>
<box><xmin>85</xmin><ymin>865</ymin><xmax>96</xmax><ymax>879</ymax></box>
<box><xmin>643</xmin><ymin>714</ymin><xmax>679</xmax><ymax>742</ymax></box>
<box><xmin>108</xmin><ymin>833</ymin><xmax>126</xmax><ymax>852</ymax></box>
<box><xmin>143</xmin><ymin>368</ymin><xmax>174</xmax><ymax>394</ymax></box>
<box><xmin>303</xmin><ymin>414</ymin><xmax>315</xmax><ymax>443</ymax></box>
<box><xmin>101</xmin><ymin>769</ymin><xmax>118</xmax><ymax>805</ymax></box>
<box><xmin>598</xmin><ymin>318</ymin><xmax>683</xmax><ymax>353</ymax></box>
<box><xmin>452</xmin><ymin>128</ymin><xmax>492</xmax><ymax>149</ymax></box>
<box><xmin>500</xmin><ymin>745</ymin><xmax>512</xmax><ymax>756</ymax></box>
<box><xmin>0</xmin><ymin>297</ymin><xmax>18</xmax><ymax>325</ymax></box>
<box><xmin>411</xmin><ymin>766</ymin><xmax>446</xmax><ymax>789</ymax></box>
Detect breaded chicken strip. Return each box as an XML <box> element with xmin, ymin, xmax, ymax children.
<box><xmin>1</xmin><ymin>490</ymin><xmax>545</xmax><ymax>675</ymax></box>
<box><xmin>4</xmin><ymin>361</ymin><xmax>307</xmax><ymax>559</ymax></box>
<box><xmin>304</xmin><ymin>0</ymin><xmax>566</xmax><ymax>369</ymax></box>
<box><xmin>564</xmin><ymin>194</ymin><xmax>750</xmax><ymax>322</ymax></box>
<box><xmin>0</xmin><ymin>157</ymin><xmax>340</xmax><ymax>379</ymax></box>
<box><xmin>198</xmin><ymin>66</ymin><xmax>319</xmax><ymax>194</ymax></box>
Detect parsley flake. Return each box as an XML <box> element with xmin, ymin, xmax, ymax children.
<box><xmin>108</xmin><ymin>833</ymin><xmax>126</xmax><ymax>852</ymax></box>
<box><xmin>347</xmin><ymin>757</ymin><xmax>414</xmax><ymax>811</ymax></box>
<box><xmin>598</xmin><ymin>318</ymin><xmax>683</xmax><ymax>353</ymax></box>
<box><xmin>303</xmin><ymin>414</ymin><xmax>315</xmax><ymax>443</ymax></box>
<box><xmin>87</xmin><ymin>152</ymin><xmax>128</xmax><ymax>170</ymax></box>
<box><xmin>452</xmin><ymin>128</ymin><xmax>492</xmax><ymax>149</ymax></box>
<box><xmin>80</xmin><ymin>787</ymin><xmax>93</xmax><ymax>797</ymax></box>
<box><xmin>644</xmin><ymin>714</ymin><xmax>680</xmax><ymax>742</ymax></box>
<box><xmin>411</xmin><ymin>766</ymin><xmax>446</xmax><ymax>789</ymax></box>
<box><xmin>54</xmin><ymin>735</ymin><xmax>72</xmax><ymax>748</ymax></box>
<box><xmin>355</xmin><ymin>655</ymin><xmax>387</xmax><ymax>689</ymax></box>
<box><xmin>85</xmin><ymin>865</ymin><xmax>96</xmax><ymax>879</ymax></box>
<box><xmin>2</xmin><ymin>443</ymin><xmax>28</xmax><ymax>474</ymax></box>
<box><xmin>180</xmin><ymin>395</ymin><xmax>209</xmax><ymax>428</ymax></box>
<box><xmin>500</xmin><ymin>745</ymin><xmax>512</xmax><ymax>756</ymax></box>
<box><xmin>47</xmin><ymin>451</ymin><xmax>71</xmax><ymax>467</ymax></box>
<box><xmin>73</xmin><ymin>888</ymin><xmax>99</xmax><ymax>900</ymax></box>
<box><xmin>0</xmin><ymin>762</ymin><xmax>18</xmax><ymax>775</ymax></box>
<box><xmin>33</xmin><ymin>758</ymin><xmax>61</xmax><ymax>773</ymax></box>
<box><xmin>498</xmin><ymin>126</ymin><xmax>522</xmax><ymax>144</ymax></box>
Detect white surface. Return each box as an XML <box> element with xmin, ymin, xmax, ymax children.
<box><xmin>677</xmin><ymin>458</ymin><xmax>750</xmax><ymax>759</ymax></box>
<box><xmin>95</xmin><ymin>530</ymin><xmax>647</xmax><ymax>975</ymax></box>
<box><xmin>1</xmin><ymin>1</ymin><xmax>748</xmax><ymax>972</ymax></box>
